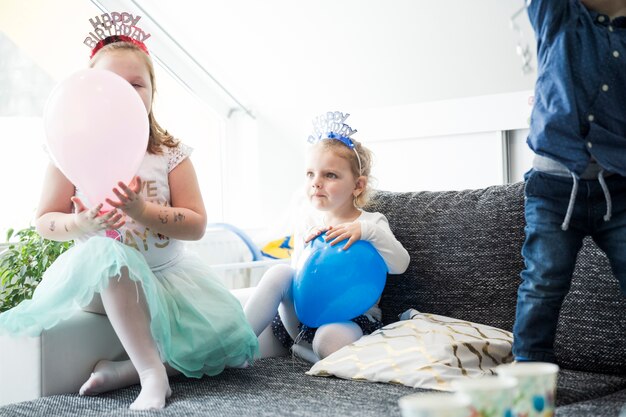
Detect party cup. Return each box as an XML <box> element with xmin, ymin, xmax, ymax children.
<box><xmin>452</xmin><ymin>376</ymin><xmax>517</xmax><ymax>417</ymax></box>
<box><xmin>398</xmin><ymin>392</ymin><xmax>471</xmax><ymax>417</ymax></box>
<box><xmin>495</xmin><ymin>362</ymin><xmax>559</xmax><ymax>417</ymax></box>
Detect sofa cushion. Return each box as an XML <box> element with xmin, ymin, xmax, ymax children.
<box><xmin>0</xmin><ymin>358</ymin><xmax>420</xmax><ymax>417</ymax></box>
<box><xmin>1</xmin><ymin>357</ymin><xmax>623</xmax><ymax>416</ymax></box>
<box><xmin>369</xmin><ymin>183</ymin><xmax>626</xmax><ymax>374</ymax></box>
<box><xmin>555</xmin><ymin>388</ymin><xmax>626</xmax><ymax>417</ymax></box>
<box><xmin>555</xmin><ymin>237</ymin><xmax>626</xmax><ymax>374</ymax></box>
<box><xmin>368</xmin><ymin>183</ymin><xmax>526</xmax><ymax>332</ymax></box>
<box><xmin>556</xmin><ymin>368</ymin><xmax>626</xmax><ymax>406</ymax></box>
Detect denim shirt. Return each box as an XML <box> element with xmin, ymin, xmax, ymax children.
<box><xmin>527</xmin><ymin>0</ymin><xmax>626</xmax><ymax>177</ymax></box>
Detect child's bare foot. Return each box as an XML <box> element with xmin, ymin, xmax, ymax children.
<box><xmin>79</xmin><ymin>360</ymin><xmax>136</xmax><ymax>396</ymax></box>
<box><xmin>129</xmin><ymin>367</ymin><xmax>171</xmax><ymax>410</ymax></box>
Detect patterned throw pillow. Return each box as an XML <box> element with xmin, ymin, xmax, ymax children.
<box><xmin>307</xmin><ymin>309</ymin><xmax>514</xmax><ymax>390</ymax></box>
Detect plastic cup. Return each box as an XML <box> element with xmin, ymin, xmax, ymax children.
<box><xmin>496</xmin><ymin>362</ymin><xmax>559</xmax><ymax>417</ymax></box>
<box><xmin>398</xmin><ymin>392</ymin><xmax>471</xmax><ymax>417</ymax></box>
<box><xmin>451</xmin><ymin>376</ymin><xmax>517</xmax><ymax>417</ymax></box>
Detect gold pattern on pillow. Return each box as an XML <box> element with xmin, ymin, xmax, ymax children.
<box><xmin>307</xmin><ymin>309</ymin><xmax>513</xmax><ymax>390</ymax></box>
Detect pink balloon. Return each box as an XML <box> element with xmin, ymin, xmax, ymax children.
<box><xmin>44</xmin><ymin>68</ymin><xmax>149</xmax><ymax>210</ymax></box>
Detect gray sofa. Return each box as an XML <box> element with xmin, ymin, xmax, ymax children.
<box><xmin>1</xmin><ymin>182</ymin><xmax>626</xmax><ymax>417</ymax></box>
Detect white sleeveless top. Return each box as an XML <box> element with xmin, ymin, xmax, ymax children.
<box><xmin>75</xmin><ymin>143</ymin><xmax>192</xmax><ymax>270</ymax></box>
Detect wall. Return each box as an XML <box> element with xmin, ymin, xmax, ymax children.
<box><xmin>92</xmin><ymin>1</ymin><xmax>538</xmax><ymax>229</ymax></box>
<box><xmin>1</xmin><ymin>0</ymin><xmax>538</xmax><ymax>235</ymax></box>
<box><xmin>243</xmin><ymin>1</ymin><xmax>538</xmax><ymax>228</ymax></box>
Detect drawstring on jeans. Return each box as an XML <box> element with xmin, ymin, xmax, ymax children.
<box><xmin>561</xmin><ymin>173</ymin><xmax>578</xmax><ymax>231</ymax></box>
<box><xmin>561</xmin><ymin>169</ymin><xmax>613</xmax><ymax>231</ymax></box>
<box><xmin>598</xmin><ymin>169</ymin><xmax>613</xmax><ymax>222</ymax></box>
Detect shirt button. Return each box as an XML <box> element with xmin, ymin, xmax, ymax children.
<box><xmin>614</xmin><ymin>51</ymin><xmax>620</xmax><ymax>58</ymax></box>
<box><xmin>587</xmin><ymin>142</ymin><xmax>593</xmax><ymax>149</ymax></box>
<box><xmin>598</xmin><ymin>15</ymin><xmax>606</xmax><ymax>22</ymax></box>
<box><xmin>602</xmin><ymin>84</ymin><xmax>609</xmax><ymax>92</ymax></box>
<box><xmin>609</xmin><ymin>25</ymin><xmax>614</xmax><ymax>32</ymax></box>
<box><xmin>588</xmin><ymin>114</ymin><xmax>595</xmax><ymax>122</ymax></box>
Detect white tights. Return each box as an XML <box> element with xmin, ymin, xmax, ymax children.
<box><xmin>80</xmin><ymin>268</ymin><xmax>172</xmax><ymax>410</ymax></box>
<box><xmin>244</xmin><ymin>264</ymin><xmax>363</xmax><ymax>362</ymax></box>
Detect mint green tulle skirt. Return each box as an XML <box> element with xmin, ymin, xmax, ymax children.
<box><xmin>0</xmin><ymin>236</ymin><xmax>258</xmax><ymax>378</ymax></box>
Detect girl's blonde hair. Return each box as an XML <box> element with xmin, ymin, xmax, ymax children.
<box><xmin>89</xmin><ymin>41</ymin><xmax>178</xmax><ymax>154</ymax></box>
<box><xmin>315</xmin><ymin>138</ymin><xmax>374</xmax><ymax>208</ymax></box>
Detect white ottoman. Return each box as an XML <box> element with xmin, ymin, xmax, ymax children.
<box><xmin>0</xmin><ymin>310</ymin><xmax>125</xmax><ymax>406</ymax></box>
<box><xmin>0</xmin><ymin>287</ymin><xmax>285</xmax><ymax>406</ymax></box>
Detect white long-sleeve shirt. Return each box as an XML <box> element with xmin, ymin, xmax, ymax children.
<box><xmin>290</xmin><ymin>209</ymin><xmax>410</xmax><ymax>321</ymax></box>
<box><xmin>292</xmin><ymin>210</ymin><xmax>410</xmax><ymax>274</ymax></box>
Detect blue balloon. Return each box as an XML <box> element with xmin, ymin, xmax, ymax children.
<box><xmin>293</xmin><ymin>234</ymin><xmax>388</xmax><ymax>328</ymax></box>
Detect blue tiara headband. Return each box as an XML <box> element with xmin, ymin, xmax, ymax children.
<box><xmin>307</xmin><ymin>111</ymin><xmax>362</xmax><ymax>174</ymax></box>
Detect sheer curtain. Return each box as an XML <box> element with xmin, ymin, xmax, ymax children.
<box><xmin>0</xmin><ymin>32</ymin><xmax>55</xmax><ymax>238</ymax></box>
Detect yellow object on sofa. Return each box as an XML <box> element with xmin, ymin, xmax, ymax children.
<box><xmin>261</xmin><ymin>235</ymin><xmax>294</xmax><ymax>259</ymax></box>
<box><xmin>307</xmin><ymin>309</ymin><xmax>514</xmax><ymax>391</ymax></box>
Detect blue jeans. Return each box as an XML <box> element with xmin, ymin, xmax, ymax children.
<box><xmin>513</xmin><ymin>169</ymin><xmax>626</xmax><ymax>362</ymax></box>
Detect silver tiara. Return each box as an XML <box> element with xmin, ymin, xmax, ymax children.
<box><xmin>307</xmin><ymin>111</ymin><xmax>357</xmax><ymax>146</ymax></box>
<box><xmin>307</xmin><ymin>111</ymin><xmax>362</xmax><ymax>174</ymax></box>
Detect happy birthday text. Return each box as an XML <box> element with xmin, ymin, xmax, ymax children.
<box><xmin>83</xmin><ymin>12</ymin><xmax>151</xmax><ymax>49</ymax></box>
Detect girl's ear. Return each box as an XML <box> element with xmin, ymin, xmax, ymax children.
<box><xmin>354</xmin><ymin>176</ymin><xmax>367</xmax><ymax>197</ymax></box>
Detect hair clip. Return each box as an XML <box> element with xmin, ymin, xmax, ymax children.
<box><xmin>307</xmin><ymin>111</ymin><xmax>362</xmax><ymax>175</ymax></box>
<box><xmin>84</xmin><ymin>12</ymin><xmax>151</xmax><ymax>58</ymax></box>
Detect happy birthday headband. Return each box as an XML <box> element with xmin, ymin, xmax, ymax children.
<box><xmin>83</xmin><ymin>12</ymin><xmax>151</xmax><ymax>58</ymax></box>
<box><xmin>307</xmin><ymin>111</ymin><xmax>362</xmax><ymax>175</ymax></box>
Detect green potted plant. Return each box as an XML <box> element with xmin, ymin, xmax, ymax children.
<box><xmin>0</xmin><ymin>227</ymin><xmax>71</xmax><ymax>313</ymax></box>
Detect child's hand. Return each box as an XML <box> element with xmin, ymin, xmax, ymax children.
<box><xmin>71</xmin><ymin>197</ymin><xmax>125</xmax><ymax>234</ymax></box>
<box><xmin>324</xmin><ymin>221</ymin><xmax>362</xmax><ymax>250</ymax></box>
<box><xmin>105</xmin><ymin>176</ymin><xmax>146</xmax><ymax>220</ymax></box>
<box><xmin>304</xmin><ymin>226</ymin><xmax>330</xmax><ymax>243</ymax></box>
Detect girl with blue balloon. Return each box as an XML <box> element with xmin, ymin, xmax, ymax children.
<box><xmin>244</xmin><ymin>111</ymin><xmax>410</xmax><ymax>362</ymax></box>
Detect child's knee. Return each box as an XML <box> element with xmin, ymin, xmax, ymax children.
<box><xmin>269</xmin><ymin>263</ymin><xmax>293</xmax><ymax>276</ymax></box>
<box><xmin>312</xmin><ymin>323</ymin><xmax>362</xmax><ymax>359</ymax></box>
<box><xmin>259</xmin><ymin>264</ymin><xmax>294</xmax><ymax>291</ymax></box>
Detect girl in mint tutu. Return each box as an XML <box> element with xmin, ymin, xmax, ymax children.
<box><xmin>0</xmin><ymin>30</ymin><xmax>258</xmax><ymax>410</ymax></box>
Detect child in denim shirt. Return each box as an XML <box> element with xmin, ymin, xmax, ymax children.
<box><xmin>514</xmin><ymin>0</ymin><xmax>626</xmax><ymax>362</ymax></box>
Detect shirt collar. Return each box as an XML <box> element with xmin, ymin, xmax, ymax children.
<box><xmin>587</xmin><ymin>8</ymin><xmax>626</xmax><ymax>28</ymax></box>
<box><xmin>614</xmin><ymin>16</ymin><xmax>626</xmax><ymax>28</ymax></box>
